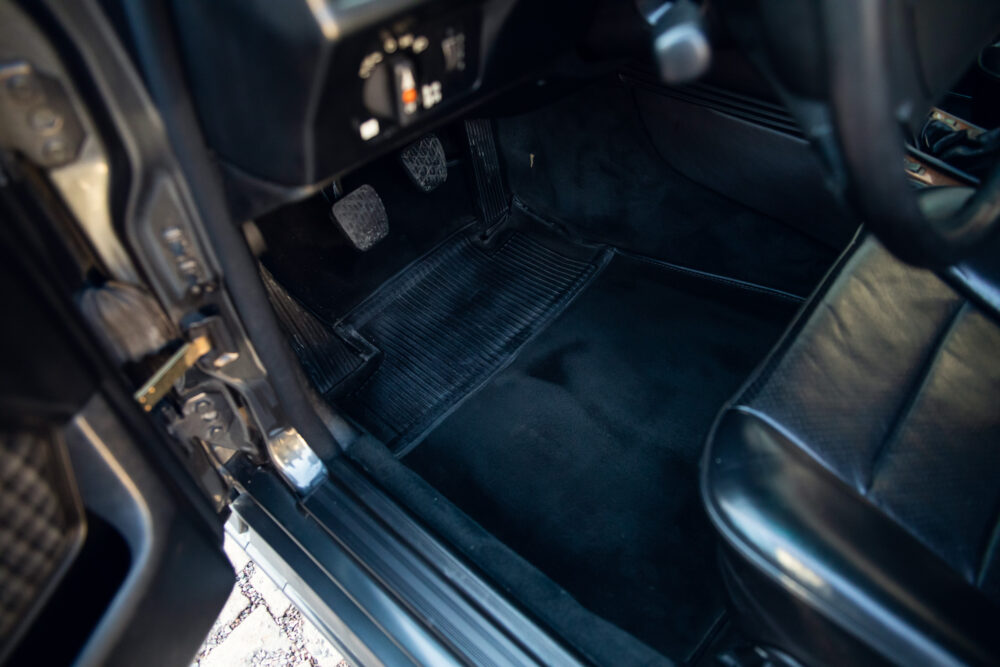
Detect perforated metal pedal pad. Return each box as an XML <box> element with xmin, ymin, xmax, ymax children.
<box><xmin>330</xmin><ymin>184</ymin><xmax>389</xmax><ymax>251</ymax></box>
<box><xmin>399</xmin><ymin>134</ymin><xmax>447</xmax><ymax>193</ymax></box>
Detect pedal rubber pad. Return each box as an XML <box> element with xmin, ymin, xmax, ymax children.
<box><xmin>465</xmin><ymin>119</ymin><xmax>509</xmax><ymax>225</ymax></box>
<box><xmin>399</xmin><ymin>134</ymin><xmax>447</xmax><ymax>192</ymax></box>
<box><xmin>330</xmin><ymin>184</ymin><xmax>389</xmax><ymax>251</ymax></box>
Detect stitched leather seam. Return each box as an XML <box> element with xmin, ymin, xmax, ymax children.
<box><xmin>735</xmin><ymin>230</ymin><xmax>866</xmax><ymax>405</ymax></box>
<box><xmin>864</xmin><ymin>300</ymin><xmax>968</xmax><ymax>494</ymax></box>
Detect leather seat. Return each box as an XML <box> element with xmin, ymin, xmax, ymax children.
<box><xmin>702</xmin><ymin>234</ymin><xmax>1000</xmax><ymax>666</ymax></box>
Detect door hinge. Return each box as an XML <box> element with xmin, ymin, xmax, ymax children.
<box><xmin>134</xmin><ymin>335</ymin><xmax>211</xmax><ymax>412</ymax></box>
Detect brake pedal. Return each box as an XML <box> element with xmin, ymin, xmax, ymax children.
<box><xmin>399</xmin><ymin>134</ymin><xmax>447</xmax><ymax>193</ymax></box>
<box><xmin>330</xmin><ymin>184</ymin><xmax>389</xmax><ymax>251</ymax></box>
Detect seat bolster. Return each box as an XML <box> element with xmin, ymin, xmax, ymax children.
<box><xmin>702</xmin><ymin>407</ymin><xmax>1000</xmax><ymax>666</ymax></box>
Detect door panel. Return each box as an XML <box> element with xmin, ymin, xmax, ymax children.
<box><xmin>0</xmin><ymin>136</ymin><xmax>231</xmax><ymax>667</ymax></box>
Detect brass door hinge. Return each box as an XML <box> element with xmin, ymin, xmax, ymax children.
<box><xmin>134</xmin><ymin>335</ymin><xmax>211</xmax><ymax>412</ymax></box>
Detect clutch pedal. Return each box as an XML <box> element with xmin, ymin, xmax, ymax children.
<box><xmin>330</xmin><ymin>184</ymin><xmax>389</xmax><ymax>251</ymax></box>
<box><xmin>399</xmin><ymin>134</ymin><xmax>447</xmax><ymax>193</ymax></box>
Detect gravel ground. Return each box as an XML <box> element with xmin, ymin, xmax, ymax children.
<box><xmin>192</xmin><ymin>535</ymin><xmax>348</xmax><ymax>667</ymax></box>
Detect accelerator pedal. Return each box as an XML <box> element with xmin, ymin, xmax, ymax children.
<box><xmin>330</xmin><ymin>184</ymin><xmax>389</xmax><ymax>251</ymax></box>
<box><xmin>464</xmin><ymin>119</ymin><xmax>510</xmax><ymax>227</ymax></box>
<box><xmin>399</xmin><ymin>134</ymin><xmax>447</xmax><ymax>192</ymax></box>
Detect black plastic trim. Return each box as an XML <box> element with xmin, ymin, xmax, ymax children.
<box><xmin>620</xmin><ymin>72</ymin><xmax>805</xmax><ymax>138</ymax></box>
<box><xmin>612</xmin><ymin>249</ymin><xmax>808</xmax><ymax>303</ymax></box>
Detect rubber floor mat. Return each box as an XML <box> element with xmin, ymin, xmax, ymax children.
<box><xmin>338</xmin><ymin>224</ymin><xmax>611</xmax><ymax>455</ymax></box>
<box><xmin>260</xmin><ymin>265</ymin><xmax>369</xmax><ymax>396</ymax></box>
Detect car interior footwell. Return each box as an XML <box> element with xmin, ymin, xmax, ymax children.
<box><xmin>263</xmin><ymin>205</ymin><xmax>802</xmax><ymax>661</ymax></box>
<box><xmin>254</xmin><ymin>78</ymin><xmax>841</xmax><ymax>663</ymax></box>
<box><xmin>15</xmin><ymin>0</ymin><xmax>1000</xmax><ymax>662</ymax></box>
<box><xmin>402</xmin><ymin>242</ymin><xmax>799</xmax><ymax>659</ymax></box>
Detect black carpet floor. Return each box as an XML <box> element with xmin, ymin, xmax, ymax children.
<box><xmin>403</xmin><ymin>252</ymin><xmax>799</xmax><ymax>660</ymax></box>
<box><xmin>495</xmin><ymin>79</ymin><xmax>840</xmax><ymax>296</ymax></box>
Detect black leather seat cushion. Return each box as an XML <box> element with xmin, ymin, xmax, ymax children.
<box><xmin>702</xmin><ymin>236</ymin><xmax>1000</xmax><ymax>665</ymax></box>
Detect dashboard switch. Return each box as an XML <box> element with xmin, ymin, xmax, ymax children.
<box><xmin>442</xmin><ymin>31</ymin><xmax>466</xmax><ymax>71</ymax></box>
<box><xmin>359</xmin><ymin>118</ymin><xmax>380</xmax><ymax>141</ymax></box>
<box><xmin>396</xmin><ymin>61</ymin><xmax>419</xmax><ymax>116</ymax></box>
<box><xmin>362</xmin><ymin>61</ymin><xmax>394</xmax><ymax>119</ymax></box>
<box><xmin>421</xmin><ymin>81</ymin><xmax>442</xmax><ymax>109</ymax></box>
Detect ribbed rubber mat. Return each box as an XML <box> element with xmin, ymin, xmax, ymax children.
<box><xmin>340</xmin><ymin>230</ymin><xmax>611</xmax><ymax>455</ymax></box>
<box><xmin>260</xmin><ymin>265</ymin><xmax>368</xmax><ymax>396</ymax></box>
<box><xmin>465</xmin><ymin>120</ymin><xmax>509</xmax><ymax>225</ymax></box>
